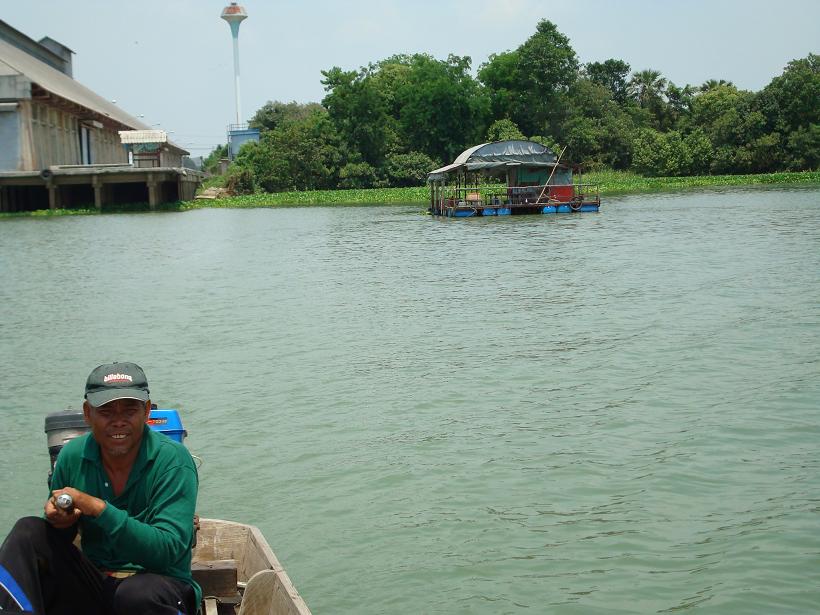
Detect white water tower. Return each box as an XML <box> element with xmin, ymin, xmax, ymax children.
<box><xmin>221</xmin><ymin>2</ymin><xmax>248</xmax><ymax>126</ymax></box>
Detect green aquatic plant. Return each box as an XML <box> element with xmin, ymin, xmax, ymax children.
<box><xmin>3</xmin><ymin>171</ymin><xmax>818</xmax><ymax>217</ymax></box>
<box><xmin>183</xmin><ymin>186</ymin><xmax>431</xmax><ymax>209</ymax></box>
<box><xmin>184</xmin><ymin>170</ymin><xmax>819</xmax><ymax>208</ymax></box>
<box><xmin>583</xmin><ymin>170</ymin><xmax>820</xmax><ymax>196</ymax></box>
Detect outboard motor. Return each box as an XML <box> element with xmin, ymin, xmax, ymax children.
<box><xmin>44</xmin><ymin>411</ymin><xmax>89</xmax><ymax>486</ymax></box>
<box><xmin>44</xmin><ymin>407</ymin><xmax>187</xmax><ymax>485</ymax></box>
<box><xmin>146</xmin><ymin>408</ymin><xmax>188</xmax><ymax>443</ymax></box>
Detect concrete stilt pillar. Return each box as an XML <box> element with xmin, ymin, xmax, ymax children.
<box><xmin>0</xmin><ymin>186</ymin><xmax>7</xmax><ymax>213</ymax></box>
<box><xmin>47</xmin><ymin>180</ymin><xmax>60</xmax><ymax>210</ymax></box>
<box><xmin>147</xmin><ymin>179</ymin><xmax>159</xmax><ymax>211</ymax></box>
<box><xmin>92</xmin><ymin>176</ymin><xmax>104</xmax><ymax>211</ymax></box>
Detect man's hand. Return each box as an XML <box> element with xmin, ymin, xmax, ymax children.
<box><xmin>45</xmin><ymin>492</ymin><xmax>81</xmax><ymax>529</ymax></box>
<box><xmin>45</xmin><ymin>487</ymin><xmax>106</xmax><ymax>528</ymax></box>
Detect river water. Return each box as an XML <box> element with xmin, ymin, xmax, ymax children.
<box><xmin>1</xmin><ymin>187</ymin><xmax>818</xmax><ymax>614</ymax></box>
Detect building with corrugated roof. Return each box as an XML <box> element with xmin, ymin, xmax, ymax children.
<box><xmin>0</xmin><ymin>20</ymin><xmax>199</xmax><ymax>211</ymax></box>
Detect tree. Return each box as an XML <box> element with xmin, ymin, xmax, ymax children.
<box><xmin>479</xmin><ymin>21</ymin><xmax>578</xmax><ymax>137</ymax></box>
<box><xmin>338</xmin><ymin>162</ymin><xmax>379</xmax><ymax>189</ymax></box>
<box><xmin>393</xmin><ymin>53</ymin><xmax>490</xmax><ymax>163</ymax></box>
<box><xmin>629</xmin><ymin>69</ymin><xmax>669</xmax><ymax>129</ymax></box>
<box><xmin>224</xmin><ymin>164</ymin><xmax>255</xmax><ymax>194</ymax></box>
<box><xmin>371</xmin><ymin>58</ymin><xmax>413</xmax><ymax>120</ymax></box>
<box><xmin>516</xmin><ymin>20</ymin><xmax>579</xmax><ymax>136</ymax></box>
<box><xmin>786</xmin><ymin>123</ymin><xmax>820</xmax><ymax>170</ymax></box>
<box><xmin>249</xmin><ymin>101</ymin><xmax>326</xmax><ymax>133</ymax></box>
<box><xmin>700</xmin><ymin>79</ymin><xmax>734</xmax><ymax>93</ymax></box>
<box><xmin>684</xmin><ymin>129</ymin><xmax>714</xmax><ymax>175</ymax></box>
<box><xmin>562</xmin><ymin>78</ymin><xmax>635</xmax><ymax>168</ymax></box>
<box><xmin>202</xmin><ymin>144</ymin><xmax>228</xmax><ymax>174</ymax></box>
<box><xmin>688</xmin><ymin>84</ymin><xmax>767</xmax><ymax>172</ymax></box>
<box><xmin>629</xmin><ymin>69</ymin><xmax>667</xmax><ymax>106</ymax></box>
<box><xmin>233</xmin><ymin>108</ymin><xmax>343</xmax><ymax>192</ymax></box>
<box><xmin>321</xmin><ymin>66</ymin><xmax>392</xmax><ymax>167</ymax></box>
<box><xmin>486</xmin><ymin>119</ymin><xmax>525</xmax><ymax>142</ymax></box>
<box><xmin>478</xmin><ymin>50</ymin><xmax>523</xmax><ymax>123</ymax></box>
<box><xmin>585</xmin><ymin>59</ymin><xmax>631</xmax><ymax>104</ymax></box>
<box><xmin>665</xmin><ymin>82</ymin><xmax>696</xmax><ymax>128</ymax></box>
<box><xmin>631</xmin><ymin>128</ymin><xmax>712</xmax><ymax>176</ymax></box>
<box><xmin>385</xmin><ymin>151</ymin><xmax>438</xmax><ymax>187</ymax></box>
<box><xmin>757</xmin><ymin>54</ymin><xmax>819</xmax><ymax>169</ymax></box>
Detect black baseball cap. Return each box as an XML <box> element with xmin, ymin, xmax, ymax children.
<box><xmin>85</xmin><ymin>362</ymin><xmax>150</xmax><ymax>407</ymax></box>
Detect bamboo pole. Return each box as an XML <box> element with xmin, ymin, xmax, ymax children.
<box><xmin>536</xmin><ymin>145</ymin><xmax>567</xmax><ymax>204</ymax></box>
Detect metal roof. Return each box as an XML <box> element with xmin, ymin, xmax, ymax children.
<box><xmin>0</xmin><ymin>37</ymin><xmax>148</xmax><ymax>130</ymax></box>
<box><xmin>0</xmin><ymin>59</ymin><xmax>18</xmax><ymax>76</ymax></box>
<box><xmin>0</xmin><ymin>20</ymin><xmax>69</xmax><ymax>73</ymax></box>
<box><xmin>0</xmin><ymin>36</ymin><xmax>189</xmax><ymax>155</ymax></box>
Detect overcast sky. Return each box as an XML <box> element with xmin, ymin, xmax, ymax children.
<box><xmin>5</xmin><ymin>0</ymin><xmax>818</xmax><ymax>156</ymax></box>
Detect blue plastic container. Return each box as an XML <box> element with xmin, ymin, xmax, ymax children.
<box><xmin>482</xmin><ymin>208</ymin><xmax>497</xmax><ymax>216</ymax></box>
<box><xmin>542</xmin><ymin>205</ymin><xmax>557</xmax><ymax>214</ymax></box>
<box><xmin>496</xmin><ymin>207</ymin><xmax>511</xmax><ymax>215</ymax></box>
<box><xmin>147</xmin><ymin>409</ymin><xmax>187</xmax><ymax>442</ymax></box>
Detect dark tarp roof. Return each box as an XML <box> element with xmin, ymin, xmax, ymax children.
<box><xmin>427</xmin><ymin>140</ymin><xmax>558</xmax><ymax>181</ymax></box>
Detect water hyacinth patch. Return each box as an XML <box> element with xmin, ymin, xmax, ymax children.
<box><xmin>2</xmin><ymin>171</ymin><xmax>818</xmax><ymax>217</ymax></box>
<box><xmin>183</xmin><ymin>186</ymin><xmax>431</xmax><ymax>209</ymax></box>
<box><xmin>184</xmin><ymin>171</ymin><xmax>820</xmax><ymax>209</ymax></box>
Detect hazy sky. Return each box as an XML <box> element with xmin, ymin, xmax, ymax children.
<box><xmin>5</xmin><ymin>0</ymin><xmax>818</xmax><ymax>156</ymax></box>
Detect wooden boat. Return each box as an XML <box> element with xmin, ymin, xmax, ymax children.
<box><xmin>192</xmin><ymin>518</ymin><xmax>312</xmax><ymax>615</ymax></box>
<box><xmin>427</xmin><ymin>139</ymin><xmax>600</xmax><ymax>217</ymax></box>
<box><xmin>44</xmin><ymin>410</ymin><xmax>312</xmax><ymax>615</ymax></box>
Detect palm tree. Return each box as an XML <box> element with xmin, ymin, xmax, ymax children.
<box><xmin>628</xmin><ymin>69</ymin><xmax>668</xmax><ymax>108</ymax></box>
<box><xmin>699</xmin><ymin>79</ymin><xmax>735</xmax><ymax>93</ymax></box>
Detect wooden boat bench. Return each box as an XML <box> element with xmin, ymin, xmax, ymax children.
<box><xmin>191</xmin><ymin>518</ymin><xmax>311</xmax><ymax>615</ymax></box>
<box><xmin>192</xmin><ymin>559</ymin><xmax>241</xmax><ymax>614</ymax></box>
<box><xmin>192</xmin><ymin>559</ymin><xmax>285</xmax><ymax>615</ymax></box>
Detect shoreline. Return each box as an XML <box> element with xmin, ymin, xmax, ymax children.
<box><xmin>2</xmin><ymin>170</ymin><xmax>818</xmax><ymax>217</ymax></box>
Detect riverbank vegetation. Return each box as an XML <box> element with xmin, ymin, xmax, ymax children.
<box><xmin>204</xmin><ymin>19</ymin><xmax>817</xmax><ymax>195</ymax></box>
<box><xmin>2</xmin><ymin>170</ymin><xmax>817</xmax><ymax>217</ymax></box>
<box><xmin>183</xmin><ymin>170</ymin><xmax>820</xmax><ymax>209</ymax></box>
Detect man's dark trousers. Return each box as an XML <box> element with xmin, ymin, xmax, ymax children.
<box><xmin>0</xmin><ymin>517</ymin><xmax>196</xmax><ymax>614</ymax></box>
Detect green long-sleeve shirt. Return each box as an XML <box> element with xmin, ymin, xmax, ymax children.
<box><xmin>50</xmin><ymin>425</ymin><xmax>201</xmax><ymax>604</ymax></box>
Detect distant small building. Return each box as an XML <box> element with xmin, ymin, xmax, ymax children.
<box><xmin>119</xmin><ymin>130</ymin><xmax>187</xmax><ymax>168</ymax></box>
<box><xmin>227</xmin><ymin>123</ymin><xmax>259</xmax><ymax>159</ymax></box>
<box><xmin>0</xmin><ymin>20</ymin><xmax>199</xmax><ymax>212</ymax></box>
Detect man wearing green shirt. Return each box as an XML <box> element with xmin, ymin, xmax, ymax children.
<box><xmin>0</xmin><ymin>362</ymin><xmax>200</xmax><ymax>614</ymax></box>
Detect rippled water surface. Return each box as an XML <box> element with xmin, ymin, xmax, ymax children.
<box><xmin>1</xmin><ymin>187</ymin><xmax>819</xmax><ymax>614</ymax></box>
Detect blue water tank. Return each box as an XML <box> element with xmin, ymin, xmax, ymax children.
<box><xmin>148</xmin><ymin>409</ymin><xmax>187</xmax><ymax>442</ymax></box>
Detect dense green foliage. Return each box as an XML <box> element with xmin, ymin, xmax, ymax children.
<box><xmin>213</xmin><ymin>19</ymin><xmax>818</xmax><ymax>192</ymax></box>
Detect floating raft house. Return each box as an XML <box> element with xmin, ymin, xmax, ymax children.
<box><xmin>427</xmin><ymin>140</ymin><xmax>600</xmax><ymax>217</ymax></box>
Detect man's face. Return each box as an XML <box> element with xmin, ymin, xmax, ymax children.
<box><xmin>83</xmin><ymin>398</ymin><xmax>151</xmax><ymax>459</ymax></box>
